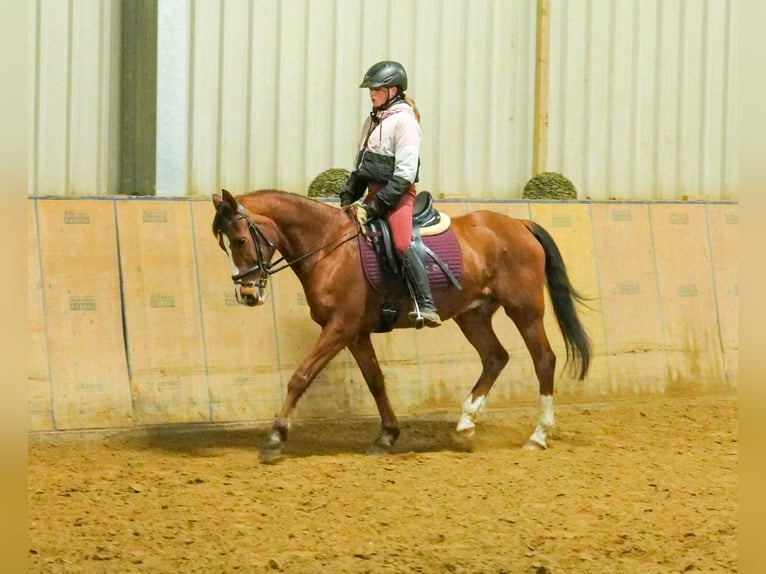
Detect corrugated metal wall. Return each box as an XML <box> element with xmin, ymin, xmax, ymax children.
<box><xmin>176</xmin><ymin>0</ymin><xmax>537</xmax><ymax>199</ymax></box>
<box><xmin>30</xmin><ymin>0</ymin><xmax>121</xmax><ymax>196</ymax></box>
<box><xmin>547</xmin><ymin>0</ymin><xmax>737</xmax><ymax>200</ymax></box>
<box><xmin>29</xmin><ymin>0</ymin><xmax>736</xmax><ymax>200</ymax></box>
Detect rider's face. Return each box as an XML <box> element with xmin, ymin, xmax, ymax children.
<box><xmin>369</xmin><ymin>86</ymin><xmax>397</xmax><ymax>108</ymax></box>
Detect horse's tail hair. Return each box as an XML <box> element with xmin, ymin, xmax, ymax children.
<box><xmin>525</xmin><ymin>221</ymin><xmax>592</xmax><ymax>380</ymax></box>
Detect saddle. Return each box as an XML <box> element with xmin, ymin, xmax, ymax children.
<box><xmin>358</xmin><ymin>191</ymin><xmax>463</xmax><ymax>332</ymax></box>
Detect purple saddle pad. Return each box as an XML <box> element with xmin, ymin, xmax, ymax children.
<box><xmin>358</xmin><ymin>229</ymin><xmax>463</xmax><ymax>294</ymax></box>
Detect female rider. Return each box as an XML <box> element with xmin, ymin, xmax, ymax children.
<box><xmin>340</xmin><ymin>60</ymin><xmax>441</xmax><ymax>327</ymax></box>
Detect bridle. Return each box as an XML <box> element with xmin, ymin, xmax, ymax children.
<box><xmin>224</xmin><ymin>202</ymin><xmax>359</xmax><ymax>290</ymax></box>
<box><xmin>227</xmin><ymin>204</ymin><xmax>274</xmax><ymax>290</ymax></box>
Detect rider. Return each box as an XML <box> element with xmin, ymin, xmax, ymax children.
<box><xmin>339</xmin><ymin>60</ymin><xmax>441</xmax><ymax>327</ymax></box>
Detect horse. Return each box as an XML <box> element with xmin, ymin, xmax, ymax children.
<box><xmin>211</xmin><ymin>188</ymin><xmax>591</xmax><ymax>461</ymax></box>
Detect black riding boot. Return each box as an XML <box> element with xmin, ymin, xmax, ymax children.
<box><xmin>401</xmin><ymin>245</ymin><xmax>442</xmax><ymax>327</ymax></box>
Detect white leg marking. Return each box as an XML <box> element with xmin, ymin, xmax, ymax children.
<box><xmin>527</xmin><ymin>394</ymin><xmax>554</xmax><ymax>448</ymax></box>
<box><xmin>456</xmin><ymin>393</ymin><xmax>486</xmax><ymax>433</ymax></box>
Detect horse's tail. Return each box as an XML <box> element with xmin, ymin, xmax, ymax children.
<box><xmin>524</xmin><ymin>221</ymin><xmax>592</xmax><ymax>380</ymax></box>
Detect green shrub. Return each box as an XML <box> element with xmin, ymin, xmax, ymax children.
<box><xmin>307</xmin><ymin>168</ymin><xmax>351</xmax><ymax>198</ymax></box>
<box><xmin>522</xmin><ymin>172</ymin><xmax>577</xmax><ymax>200</ymax></box>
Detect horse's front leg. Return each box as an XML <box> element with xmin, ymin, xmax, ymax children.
<box><xmin>347</xmin><ymin>332</ymin><xmax>400</xmax><ymax>455</ymax></box>
<box><xmin>260</xmin><ymin>323</ymin><xmax>348</xmax><ymax>462</ymax></box>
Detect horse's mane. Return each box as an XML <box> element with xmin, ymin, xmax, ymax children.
<box><xmin>243</xmin><ymin>189</ymin><xmax>337</xmax><ymax>218</ymax></box>
<box><xmin>213</xmin><ymin>189</ymin><xmax>336</xmax><ymax>236</ymax></box>
<box><xmin>241</xmin><ymin>189</ymin><xmax>322</xmax><ymax>207</ymax></box>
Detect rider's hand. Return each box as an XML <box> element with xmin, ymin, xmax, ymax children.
<box><xmin>364</xmin><ymin>201</ymin><xmax>383</xmax><ymax>221</ymax></box>
<box><xmin>340</xmin><ymin>193</ymin><xmax>354</xmax><ymax>209</ymax></box>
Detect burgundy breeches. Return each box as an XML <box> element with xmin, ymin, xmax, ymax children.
<box><xmin>365</xmin><ymin>182</ymin><xmax>417</xmax><ymax>256</ymax></box>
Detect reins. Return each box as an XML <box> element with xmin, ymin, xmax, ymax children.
<box><xmin>267</xmin><ymin>230</ymin><xmax>359</xmax><ymax>274</ymax></box>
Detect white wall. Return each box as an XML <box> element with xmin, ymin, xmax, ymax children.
<box><xmin>546</xmin><ymin>0</ymin><xmax>737</xmax><ymax>200</ymax></box>
<box><xmin>174</xmin><ymin>0</ymin><xmax>537</xmax><ymax>199</ymax></box>
<box><xmin>30</xmin><ymin>0</ymin><xmax>121</xmax><ymax>196</ymax></box>
<box><xmin>29</xmin><ymin>0</ymin><xmax>737</xmax><ymax>200</ymax></box>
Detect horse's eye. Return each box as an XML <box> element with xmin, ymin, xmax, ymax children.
<box><xmin>237</xmin><ymin>237</ymin><xmax>246</xmax><ymax>247</ymax></box>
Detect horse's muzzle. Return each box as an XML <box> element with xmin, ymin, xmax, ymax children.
<box><xmin>235</xmin><ymin>284</ymin><xmax>268</xmax><ymax>307</ymax></box>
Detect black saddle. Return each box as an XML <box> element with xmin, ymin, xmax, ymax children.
<box><xmin>412</xmin><ymin>191</ymin><xmax>441</xmax><ymax>228</ymax></box>
<box><xmin>365</xmin><ymin>191</ymin><xmax>442</xmax><ymax>277</ymax></box>
<box><xmin>360</xmin><ymin>192</ymin><xmax>462</xmax><ymax>332</ymax></box>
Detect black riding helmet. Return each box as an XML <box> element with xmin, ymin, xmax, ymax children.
<box><xmin>359</xmin><ymin>60</ymin><xmax>408</xmax><ymax>92</ymax></box>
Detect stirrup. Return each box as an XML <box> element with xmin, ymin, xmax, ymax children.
<box><xmin>408</xmin><ymin>300</ymin><xmax>441</xmax><ymax>328</ymax></box>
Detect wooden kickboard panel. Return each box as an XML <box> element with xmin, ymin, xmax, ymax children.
<box><xmin>28</xmin><ymin>198</ymin><xmax>739</xmax><ymax>433</ymax></box>
<box><xmin>36</xmin><ymin>200</ymin><xmax>133</xmax><ymax>429</ymax></box>
<box><xmin>705</xmin><ymin>204</ymin><xmax>738</xmax><ymax>387</ymax></box>
<box><xmin>116</xmin><ymin>200</ymin><xmax>209</xmax><ymax>424</ymax></box>
<box><xmin>27</xmin><ymin>201</ymin><xmax>53</xmax><ymax>431</ymax></box>
<box><xmin>590</xmin><ymin>203</ymin><xmax>668</xmax><ymax>395</ymax></box>
<box><xmin>190</xmin><ymin>200</ymin><xmax>282</xmax><ymax>422</ymax></box>
<box><xmin>528</xmin><ymin>203</ymin><xmax>609</xmax><ymax>400</ymax></box>
<box><xmin>649</xmin><ymin>204</ymin><xmax>725</xmax><ymax>393</ymax></box>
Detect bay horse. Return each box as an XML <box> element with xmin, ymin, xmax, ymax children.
<box><xmin>212</xmin><ymin>189</ymin><xmax>591</xmax><ymax>461</ymax></box>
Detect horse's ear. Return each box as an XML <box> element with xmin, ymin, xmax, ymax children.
<box><xmin>221</xmin><ymin>188</ymin><xmax>238</xmax><ymax>211</ymax></box>
<box><xmin>212</xmin><ymin>193</ymin><xmax>223</xmax><ymax>208</ymax></box>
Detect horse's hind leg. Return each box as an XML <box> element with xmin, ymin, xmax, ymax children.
<box><xmin>452</xmin><ymin>307</ymin><xmax>509</xmax><ymax>437</ymax></box>
<box><xmin>512</xmin><ymin>314</ymin><xmax>557</xmax><ymax>450</ymax></box>
<box><xmin>347</xmin><ymin>332</ymin><xmax>400</xmax><ymax>455</ymax></box>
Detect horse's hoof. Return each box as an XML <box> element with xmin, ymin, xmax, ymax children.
<box><xmin>522</xmin><ymin>438</ymin><xmax>547</xmax><ymax>451</ymax></box>
<box><xmin>366</xmin><ymin>436</ymin><xmax>395</xmax><ymax>456</ymax></box>
<box><xmin>263</xmin><ymin>430</ymin><xmax>284</xmax><ymax>450</ymax></box>
<box><xmin>451</xmin><ymin>429</ymin><xmax>476</xmax><ymax>452</ymax></box>
<box><xmin>258</xmin><ymin>447</ymin><xmax>285</xmax><ymax>463</ymax></box>
<box><xmin>365</xmin><ymin>443</ymin><xmax>392</xmax><ymax>456</ymax></box>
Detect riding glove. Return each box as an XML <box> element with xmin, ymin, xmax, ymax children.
<box><xmin>363</xmin><ymin>199</ymin><xmax>385</xmax><ymax>221</ymax></box>
<box><xmin>340</xmin><ymin>171</ymin><xmax>367</xmax><ymax>207</ymax></box>
<box><xmin>376</xmin><ymin>174</ymin><xmax>411</xmax><ymax>209</ymax></box>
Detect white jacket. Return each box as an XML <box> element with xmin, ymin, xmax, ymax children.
<box><xmin>354</xmin><ymin>101</ymin><xmax>421</xmax><ymax>184</ymax></box>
